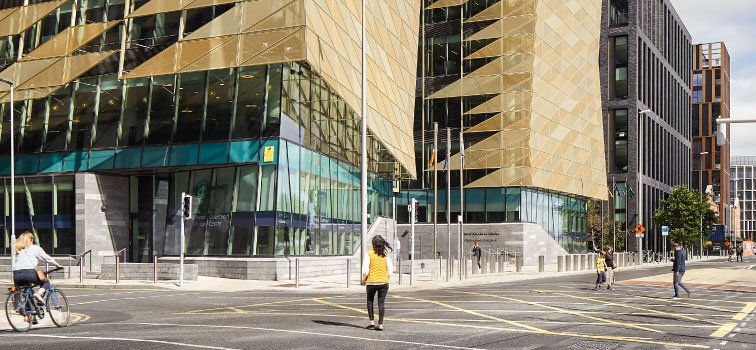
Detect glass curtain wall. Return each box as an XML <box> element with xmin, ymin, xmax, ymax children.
<box><xmin>1</xmin><ymin>176</ymin><xmax>74</xmax><ymax>256</ymax></box>
<box><xmin>396</xmin><ymin>187</ymin><xmax>588</xmax><ymax>253</ymax></box>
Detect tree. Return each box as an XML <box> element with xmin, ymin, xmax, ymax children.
<box><xmin>587</xmin><ymin>201</ymin><xmax>629</xmax><ymax>252</ymax></box>
<box><xmin>652</xmin><ymin>185</ymin><xmax>718</xmax><ymax>248</ymax></box>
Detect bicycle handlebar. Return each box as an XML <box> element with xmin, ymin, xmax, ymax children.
<box><xmin>45</xmin><ymin>267</ymin><xmax>63</xmax><ymax>275</ymax></box>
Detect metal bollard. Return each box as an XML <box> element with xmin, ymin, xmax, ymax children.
<box><xmin>295</xmin><ymin>258</ymin><xmax>300</xmax><ymax>288</ymax></box>
<box><xmin>115</xmin><ymin>255</ymin><xmax>120</xmax><ymax>284</ymax></box>
<box><xmin>498</xmin><ymin>255</ymin><xmax>504</xmax><ymax>272</ymax></box>
<box><xmin>573</xmin><ymin>255</ymin><xmax>579</xmax><ymax>271</ymax></box>
<box><xmin>398</xmin><ymin>257</ymin><xmax>402</xmax><ymax>285</ymax></box>
<box><xmin>565</xmin><ymin>256</ymin><xmax>571</xmax><ymax>271</ymax></box>
<box><xmin>515</xmin><ymin>255</ymin><xmax>522</xmax><ymax>273</ymax></box>
<box><xmin>490</xmin><ymin>254</ymin><xmax>496</xmax><ymax>273</ymax></box>
<box><xmin>68</xmin><ymin>257</ymin><xmax>72</xmax><ymax>279</ymax></box>
<box><xmin>347</xmin><ymin>259</ymin><xmax>351</xmax><ymax>288</ymax></box>
<box><xmin>80</xmin><ymin>257</ymin><xmax>85</xmax><ymax>283</ymax></box>
<box><xmin>538</xmin><ymin>256</ymin><xmax>544</xmax><ymax>272</ymax></box>
<box><xmin>558</xmin><ymin>256</ymin><xmax>563</xmax><ymax>272</ymax></box>
<box><xmin>153</xmin><ymin>255</ymin><xmax>158</xmax><ymax>284</ymax></box>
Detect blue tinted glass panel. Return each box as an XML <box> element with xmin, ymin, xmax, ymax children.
<box><xmin>64</xmin><ymin>152</ymin><xmax>89</xmax><ymax>172</ymax></box>
<box><xmin>89</xmin><ymin>150</ymin><xmax>115</xmax><ymax>170</ymax></box>
<box><xmin>229</xmin><ymin>140</ymin><xmax>259</xmax><ymax>163</ymax></box>
<box><xmin>17</xmin><ymin>155</ymin><xmax>40</xmax><ymax>174</ymax></box>
<box><xmin>115</xmin><ymin>148</ymin><xmax>142</xmax><ymax>168</ymax></box>
<box><xmin>39</xmin><ymin>153</ymin><xmax>64</xmax><ymax>173</ymax></box>
<box><xmin>199</xmin><ymin>142</ymin><xmax>229</xmax><ymax>164</ymax></box>
<box><xmin>142</xmin><ymin>146</ymin><xmax>169</xmax><ymax>167</ymax></box>
<box><xmin>170</xmin><ymin>144</ymin><xmax>198</xmax><ymax>166</ymax></box>
<box><xmin>0</xmin><ymin>156</ymin><xmax>9</xmax><ymax>175</ymax></box>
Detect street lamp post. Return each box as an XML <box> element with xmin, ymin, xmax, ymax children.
<box><xmin>699</xmin><ymin>151</ymin><xmax>709</xmax><ymax>258</ymax></box>
<box><xmin>359</xmin><ymin>0</ymin><xmax>368</xmax><ymax>274</ymax></box>
<box><xmin>638</xmin><ymin>109</ymin><xmax>652</xmax><ymax>264</ymax></box>
<box><xmin>0</xmin><ymin>78</ymin><xmax>14</xmax><ymax>273</ymax></box>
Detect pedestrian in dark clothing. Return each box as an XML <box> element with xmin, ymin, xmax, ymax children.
<box><xmin>472</xmin><ymin>240</ymin><xmax>482</xmax><ymax>269</ymax></box>
<box><xmin>736</xmin><ymin>245</ymin><xmax>744</xmax><ymax>262</ymax></box>
<box><xmin>671</xmin><ymin>242</ymin><xmax>690</xmax><ymax>299</ymax></box>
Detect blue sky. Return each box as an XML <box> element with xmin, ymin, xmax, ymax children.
<box><xmin>669</xmin><ymin>0</ymin><xmax>756</xmax><ymax>156</ymax></box>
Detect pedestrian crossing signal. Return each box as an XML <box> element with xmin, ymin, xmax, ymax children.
<box><xmin>182</xmin><ymin>194</ymin><xmax>192</xmax><ymax>219</ymax></box>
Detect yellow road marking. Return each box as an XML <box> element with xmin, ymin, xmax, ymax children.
<box><xmin>392</xmin><ymin>296</ymin><xmax>707</xmax><ymax>348</ymax></box>
<box><xmin>71</xmin><ymin>313</ymin><xmax>90</xmax><ymax>323</ymax></box>
<box><xmin>711</xmin><ymin>302</ymin><xmax>756</xmax><ymax>337</ymax></box>
<box><xmin>637</xmin><ymin>296</ymin><xmax>741</xmax><ymax>314</ymax></box>
<box><xmin>455</xmin><ymin>291</ymin><xmax>663</xmax><ymax>333</ymax></box>
<box><xmin>181</xmin><ymin>297</ymin><xmax>324</xmax><ymax>314</ymax></box>
<box><xmin>536</xmin><ymin>290</ymin><xmax>700</xmax><ymax>322</ymax></box>
<box><xmin>710</xmin><ymin>323</ymin><xmax>737</xmax><ymax>338</ymax></box>
<box><xmin>733</xmin><ymin>302</ymin><xmax>756</xmax><ymax>321</ymax></box>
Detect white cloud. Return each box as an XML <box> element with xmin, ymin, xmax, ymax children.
<box><xmin>669</xmin><ymin>0</ymin><xmax>756</xmax><ymax>156</ymax></box>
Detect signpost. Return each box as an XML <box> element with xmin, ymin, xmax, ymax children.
<box><xmin>180</xmin><ymin>193</ymin><xmax>192</xmax><ymax>287</ymax></box>
<box><xmin>635</xmin><ymin>224</ymin><xmax>645</xmax><ymax>265</ymax></box>
<box><xmin>661</xmin><ymin>226</ymin><xmax>669</xmax><ymax>262</ymax></box>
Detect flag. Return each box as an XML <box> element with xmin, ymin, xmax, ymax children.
<box><xmin>429</xmin><ymin>152</ymin><xmax>435</xmax><ymax>168</ymax></box>
<box><xmin>442</xmin><ymin>157</ymin><xmax>447</xmax><ymax>172</ymax></box>
<box><xmin>627</xmin><ymin>185</ymin><xmax>635</xmax><ymax>199</ymax></box>
<box><xmin>613</xmin><ymin>181</ymin><xmax>623</xmax><ymax>198</ymax></box>
<box><xmin>607</xmin><ymin>188</ymin><xmax>614</xmax><ymax>198</ymax></box>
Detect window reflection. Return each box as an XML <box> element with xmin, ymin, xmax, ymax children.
<box><xmin>146</xmin><ymin>75</ymin><xmax>176</xmax><ymax>145</ymax></box>
<box><xmin>204</xmin><ymin>69</ymin><xmax>235</xmax><ymax>141</ymax></box>
<box><xmin>233</xmin><ymin>66</ymin><xmax>266</xmax><ymax>139</ymax></box>
<box><xmin>175</xmin><ymin>72</ymin><xmax>206</xmax><ymax>143</ymax></box>
<box><xmin>20</xmin><ymin>99</ymin><xmax>46</xmax><ymax>153</ymax></box>
<box><xmin>93</xmin><ymin>74</ymin><xmax>122</xmax><ymax>148</ymax></box>
<box><xmin>45</xmin><ymin>86</ymin><xmax>73</xmax><ymax>152</ymax></box>
<box><xmin>70</xmin><ymin>78</ymin><xmax>98</xmax><ymax>150</ymax></box>
<box><xmin>120</xmin><ymin>78</ymin><xmax>149</xmax><ymax>146</ymax></box>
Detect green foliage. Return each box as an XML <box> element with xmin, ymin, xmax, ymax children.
<box><xmin>587</xmin><ymin>201</ymin><xmax>628</xmax><ymax>252</ymax></box>
<box><xmin>652</xmin><ymin>185</ymin><xmax>719</xmax><ymax>247</ymax></box>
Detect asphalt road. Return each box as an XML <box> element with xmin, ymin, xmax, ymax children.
<box><xmin>2</xmin><ymin>258</ymin><xmax>755</xmax><ymax>350</ymax></box>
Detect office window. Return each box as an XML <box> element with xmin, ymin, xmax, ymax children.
<box><xmin>613</xmin><ymin>109</ymin><xmax>628</xmax><ymax>172</ymax></box>
<box><xmin>692</xmin><ymin>72</ymin><xmax>702</xmax><ymax>87</ymax></box>
<box><xmin>612</xmin><ymin>36</ymin><xmax>628</xmax><ymax>99</ymax></box>
<box><xmin>610</xmin><ymin>0</ymin><xmax>628</xmax><ymax>26</ymax></box>
<box><xmin>693</xmin><ymin>89</ymin><xmax>702</xmax><ymax>103</ymax></box>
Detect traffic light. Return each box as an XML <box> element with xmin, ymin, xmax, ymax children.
<box><xmin>182</xmin><ymin>194</ymin><xmax>192</xmax><ymax>219</ymax></box>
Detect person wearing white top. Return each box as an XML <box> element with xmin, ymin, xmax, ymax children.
<box><xmin>13</xmin><ymin>231</ymin><xmax>61</xmax><ymax>303</ymax></box>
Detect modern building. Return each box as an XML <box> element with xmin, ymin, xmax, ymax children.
<box><xmin>396</xmin><ymin>0</ymin><xmax>607</xmax><ymax>263</ymax></box>
<box><xmin>0</xmin><ymin>0</ymin><xmax>420</xmax><ymax>272</ymax></box>
<box><xmin>600</xmin><ymin>0</ymin><xmax>692</xmax><ymax>252</ymax></box>
<box><xmin>731</xmin><ymin>156</ymin><xmax>756</xmax><ymax>241</ymax></box>
<box><xmin>692</xmin><ymin>42</ymin><xmax>731</xmax><ymax>226</ymax></box>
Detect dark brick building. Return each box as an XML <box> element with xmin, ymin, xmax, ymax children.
<box><xmin>692</xmin><ymin>42</ymin><xmax>731</xmax><ymax>227</ymax></box>
<box><xmin>600</xmin><ymin>0</ymin><xmax>693</xmax><ymax>252</ymax></box>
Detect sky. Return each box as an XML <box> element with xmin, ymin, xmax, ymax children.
<box><xmin>669</xmin><ymin>0</ymin><xmax>756</xmax><ymax>157</ymax></box>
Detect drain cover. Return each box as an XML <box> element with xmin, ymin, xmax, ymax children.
<box><xmin>568</xmin><ymin>340</ymin><xmax>620</xmax><ymax>350</ymax></box>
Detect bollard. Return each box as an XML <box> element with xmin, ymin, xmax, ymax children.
<box><xmin>80</xmin><ymin>256</ymin><xmax>85</xmax><ymax>283</ymax></box>
<box><xmin>398</xmin><ymin>257</ymin><xmax>402</xmax><ymax>285</ymax></box>
<box><xmin>295</xmin><ymin>258</ymin><xmax>300</xmax><ymax>288</ymax></box>
<box><xmin>347</xmin><ymin>259</ymin><xmax>351</xmax><ymax>288</ymax></box>
<box><xmin>68</xmin><ymin>257</ymin><xmax>72</xmax><ymax>279</ymax></box>
<box><xmin>483</xmin><ymin>255</ymin><xmax>489</xmax><ymax>274</ymax></box>
<box><xmin>558</xmin><ymin>256</ymin><xmax>563</xmax><ymax>272</ymax></box>
<box><xmin>115</xmin><ymin>255</ymin><xmax>120</xmax><ymax>284</ymax></box>
<box><xmin>463</xmin><ymin>256</ymin><xmax>468</xmax><ymax>278</ymax></box>
<box><xmin>573</xmin><ymin>255</ymin><xmax>579</xmax><ymax>271</ymax></box>
<box><xmin>490</xmin><ymin>254</ymin><xmax>497</xmax><ymax>273</ymax></box>
<box><xmin>472</xmin><ymin>256</ymin><xmax>479</xmax><ymax>274</ymax></box>
<box><xmin>498</xmin><ymin>255</ymin><xmax>504</xmax><ymax>272</ymax></box>
<box><xmin>153</xmin><ymin>255</ymin><xmax>158</xmax><ymax>284</ymax></box>
<box><xmin>582</xmin><ymin>255</ymin><xmax>587</xmax><ymax>270</ymax></box>
<box><xmin>515</xmin><ymin>255</ymin><xmax>522</xmax><ymax>273</ymax></box>
<box><xmin>538</xmin><ymin>256</ymin><xmax>544</xmax><ymax>272</ymax></box>
<box><xmin>565</xmin><ymin>255</ymin><xmax>571</xmax><ymax>271</ymax></box>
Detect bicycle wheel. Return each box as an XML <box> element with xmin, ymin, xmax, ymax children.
<box><xmin>46</xmin><ymin>289</ymin><xmax>70</xmax><ymax>327</ymax></box>
<box><xmin>5</xmin><ymin>291</ymin><xmax>32</xmax><ymax>332</ymax></box>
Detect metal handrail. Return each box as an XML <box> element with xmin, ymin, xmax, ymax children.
<box><xmin>67</xmin><ymin>250</ymin><xmax>93</xmax><ymax>283</ymax></box>
<box><xmin>114</xmin><ymin>248</ymin><xmax>126</xmax><ymax>284</ymax></box>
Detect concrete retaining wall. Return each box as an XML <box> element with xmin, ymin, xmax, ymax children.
<box><xmin>100</xmin><ymin>263</ymin><xmax>198</xmax><ymax>281</ymax></box>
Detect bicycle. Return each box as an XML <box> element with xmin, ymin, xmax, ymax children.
<box><xmin>5</xmin><ymin>267</ymin><xmax>70</xmax><ymax>332</ymax></box>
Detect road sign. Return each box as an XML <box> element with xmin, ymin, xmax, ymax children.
<box><xmin>661</xmin><ymin>226</ymin><xmax>669</xmax><ymax>236</ymax></box>
<box><xmin>634</xmin><ymin>225</ymin><xmax>645</xmax><ymax>234</ymax></box>
<box><xmin>706</xmin><ymin>240</ymin><xmax>712</xmax><ymax>246</ymax></box>
<box><xmin>725</xmin><ymin>241</ymin><xmax>731</xmax><ymax>247</ymax></box>
<box><xmin>635</xmin><ymin>233</ymin><xmax>644</xmax><ymax>238</ymax></box>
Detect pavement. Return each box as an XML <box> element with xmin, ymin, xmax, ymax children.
<box><xmin>1</xmin><ymin>257</ymin><xmax>755</xmax><ymax>349</ymax></box>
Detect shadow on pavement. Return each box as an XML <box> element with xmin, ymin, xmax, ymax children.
<box><xmin>312</xmin><ymin>320</ymin><xmax>365</xmax><ymax>329</ymax></box>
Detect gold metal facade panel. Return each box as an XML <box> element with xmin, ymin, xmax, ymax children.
<box><xmin>0</xmin><ymin>58</ymin><xmax>60</xmax><ymax>93</ymax></box>
<box><xmin>0</xmin><ymin>0</ymin><xmax>67</xmax><ymax>37</ymax></box>
<box><xmin>176</xmin><ymin>36</ymin><xmax>235</xmax><ymax>69</ymax></box>
<box><xmin>426</xmin><ymin>0</ymin><xmax>467</xmax><ymax>10</ymax></box>
<box><xmin>242</xmin><ymin>29</ymin><xmax>305</xmax><ymax>65</ymax></box>
<box><xmin>183</xmin><ymin>4</ymin><xmax>243</xmax><ymax>40</ymax></box>
<box><xmin>19</xmin><ymin>51</ymin><xmax>117</xmax><ymax>91</ymax></box>
<box><xmin>179</xmin><ymin>36</ymin><xmax>239</xmax><ymax>73</ymax></box>
<box><xmin>126</xmin><ymin>0</ymin><xmax>185</xmax><ymax>19</ymax></box>
<box><xmin>184</xmin><ymin>0</ymin><xmax>241</xmax><ymax>10</ymax></box>
<box><xmin>21</xmin><ymin>21</ymin><xmax>120</xmax><ymax>62</ymax></box>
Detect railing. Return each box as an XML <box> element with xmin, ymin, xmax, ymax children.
<box><xmin>114</xmin><ymin>248</ymin><xmax>126</xmax><ymax>284</ymax></box>
<box><xmin>71</xmin><ymin>250</ymin><xmax>92</xmax><ymax>283</ymax></box>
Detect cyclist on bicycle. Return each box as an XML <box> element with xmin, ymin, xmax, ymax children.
<box><xmin>12</xmin><ymin>231</ymin><xmax>62</xmax><ymax>304</ymax></box>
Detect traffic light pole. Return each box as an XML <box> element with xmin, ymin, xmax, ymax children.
<box><xmin>410</xmin><ymin>198</ymin><xmax>416</xmax><ymax>286</ymax></box>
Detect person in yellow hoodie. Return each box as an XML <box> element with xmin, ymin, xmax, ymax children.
<box><xmin>361</xmin><ymin>235</ymin><xmax>394</xmax><ymax>331</ymax></box>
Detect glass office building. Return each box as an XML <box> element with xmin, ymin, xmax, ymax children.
<box><xmin>0</xmin><ymin>0</ymin><xmax>418</xmax><ymax>262</ymax></box>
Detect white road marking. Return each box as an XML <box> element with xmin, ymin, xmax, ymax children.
<box><xmin>102</xmin><ymin>322</ymin><xmax>488</xmax><ymax>350</ymax></box>
<box><xmin>70</xmin><ymin>292</ymin><xmax>205</xmax><ymax>306</ymax></box>
<box><xmin>0</xmin><ymin>334</ymin><xmax>238</xmax><ymax>350</ymax></box>
<box><xmin>720</xmin><ymin>341</ymin><xmax>728</xmax><ymax>345</ymax></box>
<box><xmin>735</xmin><ymin>328</ymin><xmax>741</xmax><ymax>332</ymax></box>
<box><xmin>727</xmin><ymin>334</ymin><xmax>735</xmax><ymax>338</ymax></box>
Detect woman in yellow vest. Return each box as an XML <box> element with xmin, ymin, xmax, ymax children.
<box><xmin>361</xmin><ymin>235</ymin><xmax>393</xmax><ymax>331</ymax></box>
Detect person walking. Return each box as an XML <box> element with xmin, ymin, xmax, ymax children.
<box><xmin>736</xmin><ymin>245</ymin><xmax>744</xmax><ymax>262</ymax></box>
<box><xmin>594</xmin><ymin>251</ymin><xmax>607</xmax><ymax>291</ymax></box>
<box><xmin>472</xmin><ymin>240</ymin><xmax>482</xmax><ymax>269</ymax></box>
<box><xmin>728</xmin><ymin>246</ymin><xmax>734</xmax><ymax>262</ymax></box>
<box><xmin>604</xmin><ymin>246</ymin><xmax>616</xmax><ymax>290</ymax></box>
<box><xmin>362</xmin><ymin>235</ymin><xmax>393</xmax><ymax>331</ymax></box>
<box><xmin>394</xmin><ymin>237</ymin><xmax>401</xmax><ymax>264</ymax></box>
<box><xmin>671</xmin><ymin>242</ymin><xmax>690</xmax><ymax>299</ymax></box>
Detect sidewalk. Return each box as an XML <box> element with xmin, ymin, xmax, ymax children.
<box><xmin>620</xmin><ymin>260</ymin><xmax>756</xmax><ymax>292</ymax></box>
<box><xmin>1</xmin><ymin>256</ymin><xmax>723</xmax><ymax>294</ymax></box>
